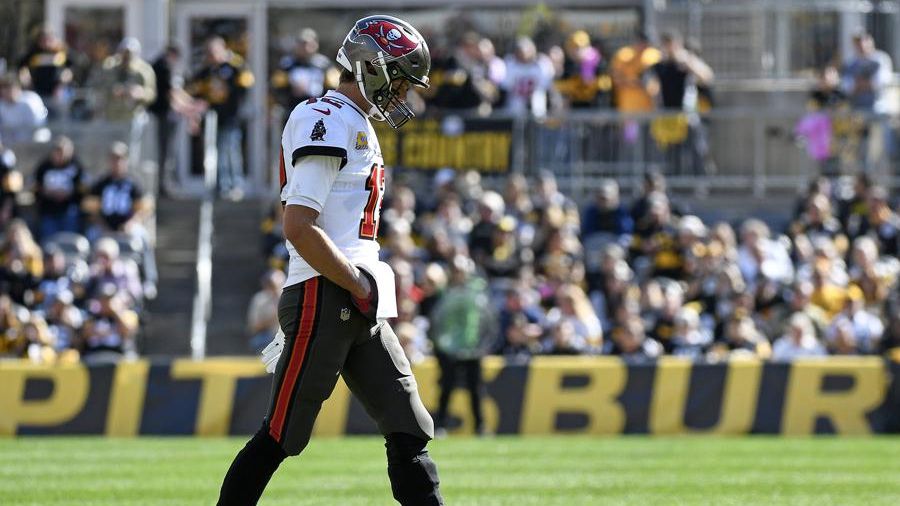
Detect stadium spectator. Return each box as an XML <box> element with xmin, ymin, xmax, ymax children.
<box><xmin>429</xmin><ymin>256</ymin><xmax>492</xmax><ymax>435</ymax></box>
<box><xmin>555</xmin><ymin>30</ymin><xmax>606</xmax><ymax>109</ymax></box>
<box><xmin>83</xmin><ymin>237</ymin><xmax>142</xmax><ymax>307</ymax></box>
<box><xmin>271</xmin><ymin>28</ymin><xmax>334</xmax><ymax>123</ymax></box>
<box><xmin>246</xmin><ymin>269</ymin><xmax>285</xmax><ymax>353</ymax></box>
<box><xmin>771</xmin><ymin>313</ymin><xmax>826</xmax><ymax>361</ymax></box>
<box><xmin>545</xmin><ymin>283</ymin><xmax>602</xmax><ymax>352</ymax></box>
<box><xmin>810</xmin><ymin>65</ymin><xmax>846</xmax><ymax>109</ymax></box>
<box><xmin>34</xmin><ymin>136</ymin><xmax>84</xmax><ymax>239</ymax></box>
<box><xmin>841</xmin><ymin>31</ymin><xmax>895</xmax><ymax>170</ymax></box>
<box><xmin>502</xmin><ymin>173</ymin><xmax>535</xmax><ymax>223</ymax></box>
<box><xmin>848</xmin><ymin>235</ymin><xmax>897</xmax><ymax>308</ymax></box>
<box><xmin>0</xmin><ymin>143</ymin><xmax>22</xmax><ymax>229</ymax></box>
<box><xmin>501</xmin><ymin>36</ymin><xmax>555</xmax><ymax>117</ymax></box>
<box><xmin>607</xmin><ymin>315</ymin><xmax>662</xmax><ymax>362</ymax></box>
<box><xmin>34</xmin><ymin>245</ymin><xmax>74</xmax><ymax>309</ymax></box>
<box><xmin>495</xmin><ymin>282</ymin><xmax>544</xmax><ymax>353</ymax></box>
<box><xmin>825</xmin><ymin>285</ymin><xmax>883</xmax><ymax>354</ymax></box>
<box><xmin>0</xmin><ymin>219</ymin><xmax>43</xmax><ymax>306</ymax></box>
<box><xmin>468</xmin><ymin>191</ymin><xmax>504</xmax><ymax>265</ymax></box>
<box><xmin>647</xmin><ymin>280</ymin><xmax>684</xmax><ymax>353</ymax></box>
<box><xmin>432</xmin><ymin>193</ymin><xmax>473</xmax><ymax>245</ymax></box>
<box><xmin>150</xmin><ymin>44</ymin><xmax>183</xmax><ymax>196</ymax></box>
<box><xmin>75</xmin><ymin>282</ymin><xmax>139</xmax><ymax>362</ymax></box>
<box><xmin>591</xmin><ymin>253</ymin><xmax>636</xmax><ymax>330</ymax></box>
<box><xmin>480</xmin><ymin>215</ymin><xmax>525</xmax><ymax>279</ymax></box>
<box><xmin>0</xmin><ymin>293</ymin><xmax>25</xmax><ymax>356</ymax></box>
<box><xmin>92</xmin><ymin>38</ymin><xmax>156</xmax><ymax>121</ymax></box>
<box><xmin>737</xmin><ymin>219</ymin><xmax>794</xmax><ymax>288</ymax></box>
<box><xmin>841</xmin><ymin>31</ymin><xmax>894</xmax><ymax>114</ymax></box>
<box><xmin>427</xmin><ymin>32</ymin><xmax>493</xmax><ymax>113</ymax></box>
<box><xmin>83</xmin><ymin>142</ymin><xmax>148</xmax><ymax>238</ymax></box>
<box><xmin>785</xmin><ymin>280</ymin><xmax>830</xmax><ymax>339</ymax></box>
<box><xmin>545</xmin><ymin>320</ymin><xmax>583</xmax><ymax>355</ymax></box>
<box><xmin>186</xmin><ymin>36</ymin><xmax>255</xmax><ymax>200</ymax></box>
<box><xmin>857</xmin><ymin>186</ymin><xmax>899</xmax><ymax>257</ymax></box>
<box><xmin>631</xmin><ymin>170</ymin><xmax>669</xmax><ymax>231</ymax></box>
<box><xmin>20</xmin><ymin>315</ymin><xmax>56</xmax><ymax>363</ymax></box>
<box><xmin>840</xmin><ymin>173</ymin><xmax>872</xmax><ymax>236</ymax></box>
<box><xmin>17</xmin><ymin>28</ymin><xmax>72</xmax><ymax>117</ymax></box>
<box><xmin>581</xmin><ymin>179</ymin><xmax>633</xmax><ymax>244</ymax></box>
<box><xmin>671</xmin><ymin>306</ymin><xmax>711</xmax><ymax>358</ymax></box>
<box><xmin>0</xmin><ymin>74</ymin><xmax>47</xmax><ymax>143</ymax></box>
<box><xmin>631</xmin><ymin>193</ymin><xmax>684</xmax><ymax>280</ymax></box>
<box><xmin>649</xmin><ymin>31</ymin><xmax>714</xmax><ymax>174</ymax></box>
<box><xmin>650</xmin><ymin>31</ymin><xmax>714</xmax><ymax>111</ymax></box>
<box><xmin>710</xmin><ymin>314</ymin><xmax>771</xmax><ymax>360</ymax></box>
<box><xmin>40</xmin><ymin>289</ymin><xmax>83</xmax><ymax>355</ymax></box>
<box><xmin>82</xmin><ymin>142</ymin><xmax>156</xmax><ymax>297</ymax></box>
<box><xmin>534</xmin><ymin>170</ymin><xmax>578</xmax><ymax>218</ymax></box>
<box><xmin>610</xmin><ymin>31</ymin><xmax>660</xmax><ymax>114</ymax></box>
<box><xmin>395</xmin><ymin>320</ymin><xmax>429</xmax><ymax>365</ymax></box>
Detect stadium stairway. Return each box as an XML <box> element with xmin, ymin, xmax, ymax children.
<box><xmin>143</xmin><ymin>198</ymin><xmax>200</xmax><ymax>356</ymax></box>
<box><xmin>206</xmin><ymin>199</ymin><xmax>267</xmax><ymax>355</ymax></box>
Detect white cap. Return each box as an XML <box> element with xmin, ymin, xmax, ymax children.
<box><xmin>118</xmin><ymin>37</ymin><xmax>142</xmax><ymax>55</ymax></box>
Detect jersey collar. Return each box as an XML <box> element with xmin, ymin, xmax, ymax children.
<box><xmin>325</xmin><ymin>90</ymin><xmax>368</xmax><ymax>119</ymax></box>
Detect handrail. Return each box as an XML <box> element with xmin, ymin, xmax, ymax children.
<box><xmin>190</xmin><ymin>111</ymin><xmax>217</xmax><ymax>360</ymax></box>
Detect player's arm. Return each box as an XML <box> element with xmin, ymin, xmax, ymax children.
<box><xmin>282</xmin><ymin>154</ymin><xmax>370</xmax><ymax>299</ymax></box>
<box><xmin>284</xmin><ymin>205</ymin><xmax>370</xmax><ymax>298</ymax></box>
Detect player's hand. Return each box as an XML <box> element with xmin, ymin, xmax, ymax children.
<box><xmin>261</xmin><ymin>328</ymin><xmax>285</xmax><ymax>374</ymax></box>
<box><xmin>351</xmin><ymin>268</ymin><xmax>378</xmax><ymax>321</ymax></box>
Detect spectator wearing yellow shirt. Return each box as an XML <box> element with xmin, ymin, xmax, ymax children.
<box><xmin>610</xmin><ymin>31</ymin><xmax>660</xmax><ymax>114</ymax></box>
<box><xmin>0</xmin><ymin>294</ymin><xmax>25</xmax><ymax>356</ymax></box>
<box><xmin>810</xmin><ymin>262</ymin><xmax>847</xmax><ymax>319</ymax></box>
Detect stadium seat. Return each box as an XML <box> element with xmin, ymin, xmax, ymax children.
<box><xmin>44</xmin><ymin>231</ymin><xmax>90</xmax><ymax>260</ymax></box>
<box><xmin>103</xmin><ymin>232</ymin><xmax>145</xmax><ymax>266</ymax></box>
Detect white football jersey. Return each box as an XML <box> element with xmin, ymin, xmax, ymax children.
<box><xmin>280</xmin><ymin>90</ymin><xmax>385</xmax><ymax>286</ymax></box>
<box><xmin>502</xmin><ymin>55</ymin><xmax>554</xmax><ymax>116</ymax></box>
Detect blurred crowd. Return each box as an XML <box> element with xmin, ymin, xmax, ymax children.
<box><xmin>266</xmin><ymin>26</ymin><xmax>716</xmax><ymax>118</ymax></box>
<box><xmin>1</xmin><ymin>22</ymin><xmax>898</xmax><ymax>367</ymax></box>
<box><xmin>3</xmin><ymin>24</ymin><xmax>895</xmax><ymax>195</ymax></box>
<box><xmin>255</xmin><ymin>168</ymin><xmax>900</xmax><ymax>364</ymax></box>
<box><xmin>1</xmin><ymin>28</ymin><xmax>254</xmax><ymax>200</ymax></box>
<box><xmin>0</xmin><ymin>134</ymin><xmax>153</xmax><ymax>364</ymax></box>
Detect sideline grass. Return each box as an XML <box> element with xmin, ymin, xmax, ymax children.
<box><xmin>1</xmin><ymin>436</ymin><xmax>899</xmax><ymax>505</ymax></box>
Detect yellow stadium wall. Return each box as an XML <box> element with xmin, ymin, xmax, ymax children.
<box><xmin>1</xmin><ymin>357</ymin><xmax>898</xmax><ymax>436</ymax></box>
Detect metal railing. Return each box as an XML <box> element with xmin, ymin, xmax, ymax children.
<box><xmin>2</xmin><ymin>115</ymin><xmax>156</xmax><ymax>196</ymax></box>
<box><xmin>190</xmin><ymin>111</ymin><xmax>217</xmax><ymax>361</ymax></box>
<box><xmin>524</xmin><ymin>107</ymin><xmax>899</xmax><ymax>200</ymax></box>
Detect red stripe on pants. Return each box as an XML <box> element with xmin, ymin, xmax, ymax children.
<box><xmin>269</xmin><ymin>277</ymin><xmax>319</xmax><ymax>442</ymax></box>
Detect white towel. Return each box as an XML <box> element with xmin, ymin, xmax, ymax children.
<box><xmin>356</xmin><ymin>260</ymin><xmax>398</xmax><ymax>319</ymax></box>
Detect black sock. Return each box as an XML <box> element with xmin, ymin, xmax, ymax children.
<box><xmin>217</xmin><ymin>425</ymin><xmax>288</xmax><ymax>506</ymax></box>
<box><xmin>385</xmin><ymin>433</ymin><xmax>444</xmax><ymax>506</ymax></box>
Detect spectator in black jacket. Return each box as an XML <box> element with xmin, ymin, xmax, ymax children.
<box><xmin>149</xmin><ymin>44</ymin><xmax>182</xmax><ymax>196</ymax></box>
<box><xmin>34</xmin><ymin>136</ymin><xmax>84</xmax><ymax>240</ymax></box>
<box><xmin>186</xmin><ymin>37</ymin><xmax>255</xmax><ymax>200</ymax></box>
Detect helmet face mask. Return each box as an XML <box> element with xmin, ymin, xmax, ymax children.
<box><xmin>337</xmin><ymin>15</ymin><xmax>430</xmax><ymax>128</ymax></box>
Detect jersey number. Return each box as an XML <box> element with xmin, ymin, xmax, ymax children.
<box><xmin>305</xmin><ymin>97</ymin><xmax>343</xmax><ymax>108</ymax></box>
<box><xmin>359</xmin><ymin>163</ymin><xmax>385</xmax><ymax>240</ymax></box>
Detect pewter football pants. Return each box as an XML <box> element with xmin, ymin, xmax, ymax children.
<box><xmin>265</xmin><ymin>277</ymin><xmax>442</xmax><ymax>505</ymax></box>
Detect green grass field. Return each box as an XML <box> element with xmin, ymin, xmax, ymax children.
<box><xmin>1</xmin><ymin>436</ymin><xmax>899</xmax><ymax>505</ymax></box>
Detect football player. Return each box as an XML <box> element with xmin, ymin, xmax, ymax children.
<box><xmin>216</xmin><ymin>15</ymin><xmax>443</xmax><ymax>506</ymax></box>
